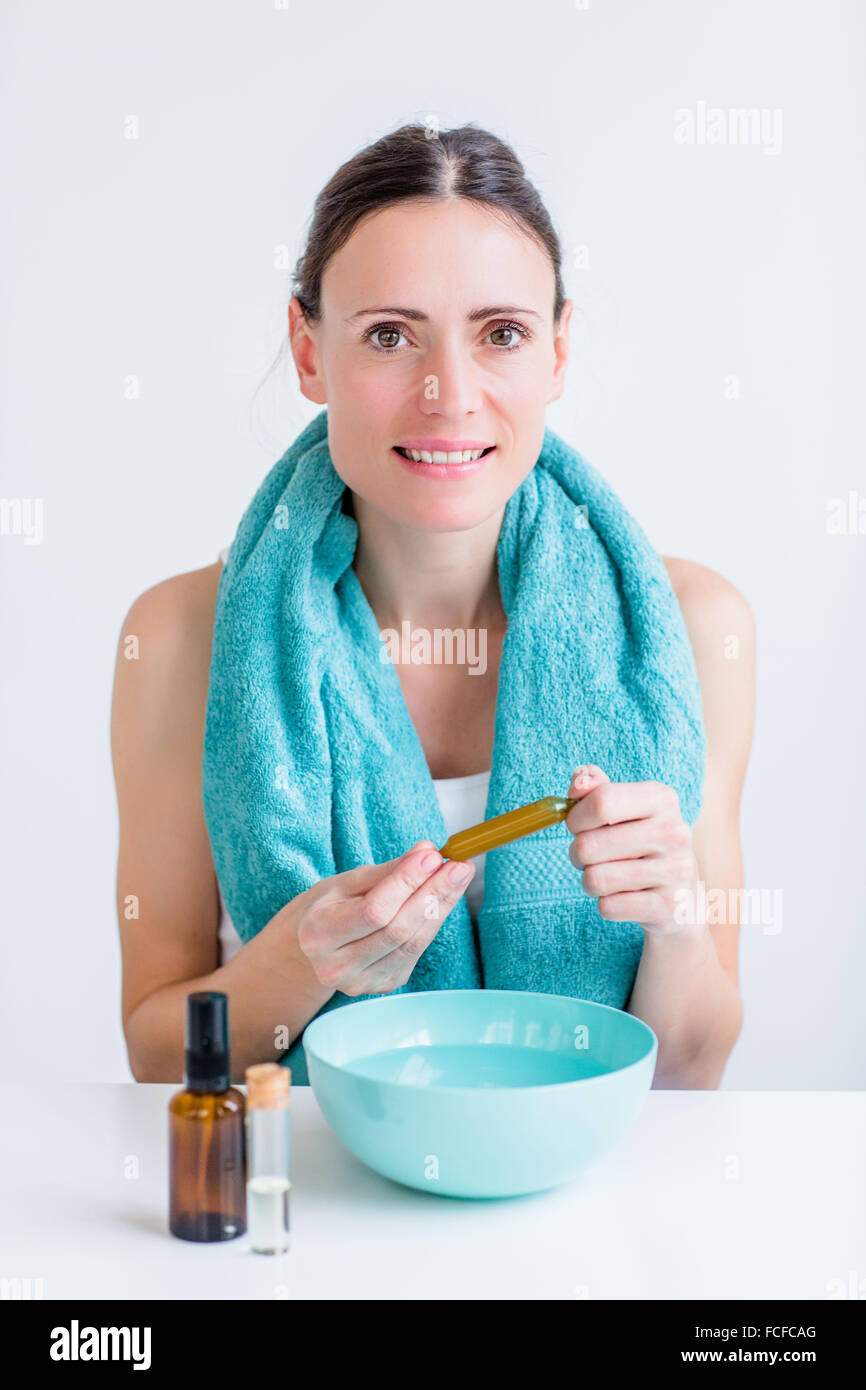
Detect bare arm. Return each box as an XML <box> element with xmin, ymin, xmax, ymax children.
<box><xmin>110</xmin><ymin>563</ymin><xmax>474</xmax><ymax>1082</ymax></box>
<box><xmin>110</xmin><ymin>564</ymin><xmax>334</xmax><ymax>1082</ymax></box>
<box><xmin>624</xmin><ymin>558</ymin><xmax>755</xmax><ymax>1088</ymax></box>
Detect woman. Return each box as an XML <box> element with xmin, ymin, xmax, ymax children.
<box><xmin>112</xmin><ymin>123</ymin><xmax>753</xmax><ymax>1089</ymax></box>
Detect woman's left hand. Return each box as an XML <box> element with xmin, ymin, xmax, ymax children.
<box><xmin>565</xmin><ymin>765</ymin><xmax>700</xmax><ymax>935</ymax></box>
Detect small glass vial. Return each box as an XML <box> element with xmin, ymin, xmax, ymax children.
<box><xmin>245</xmin><ymin>1062</ymin><xmax>291</xmax><ymax>1255</ymax></box>
<box><xmin>168</xmin><ymin>991</ymin><xmax>246</xmax><ymax>1242</ymax></box>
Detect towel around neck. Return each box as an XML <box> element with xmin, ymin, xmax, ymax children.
<box><xmin>202</xmin><ymin>409</ymin><xmax>706</xmax><ymax>1082</ymax></box>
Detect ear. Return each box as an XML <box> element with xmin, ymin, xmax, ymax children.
<box><xmin>288</xmin><ymin>296</ymin><xmax>327</xmax><ymax>406</ymax></box>
<box><xmin>548</xmin><ymin>299</ymin><xmax>573</xmax><ymax>404</ymax></box>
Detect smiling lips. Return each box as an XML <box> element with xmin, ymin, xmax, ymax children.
<box><xmin>393</xmin><ymin>441</ymin><xmax>496</xmax><ymax>465</ymax></box>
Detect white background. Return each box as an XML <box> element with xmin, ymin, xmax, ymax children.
<box><xmin>1</xmin><ymin>0</ymin><xmax>863</xmax><ymax>1087</ymax></box>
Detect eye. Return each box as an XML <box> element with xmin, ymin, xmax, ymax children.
<box><xmin>362</xmin><ymin>318</ymin><xmax>532</xmax><ymax>354</ymax></box>
<box><xmin>363</xmin><ymin>322</ymin><xmax>410</xmax><ymax>353</ymax></box>
<box><xmin>487</xmin><ymin>320</ymin><xmax>532</xmax><ymax>351</ymax></box>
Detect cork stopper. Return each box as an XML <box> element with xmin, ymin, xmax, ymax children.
<box><xmin>245</xmin><ymin>1062</ymin><xmax>291</xmax><ymax>1109</ymax></box>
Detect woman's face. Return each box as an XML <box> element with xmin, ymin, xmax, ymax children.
<box><xmin>290</xmin><ymin>197</ymin><xmax>571</xmax><ymax>532</ymax></box>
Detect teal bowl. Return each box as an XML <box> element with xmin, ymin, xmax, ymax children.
<box><xmin>303</xmin><ymin>990</ymin><xmax>657</xmax><ymax>1199</ymax></box>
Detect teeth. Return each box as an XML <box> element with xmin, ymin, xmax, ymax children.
<box><xmin>399</xmin><ymin>448</ymin><xmax>488</xmax><ymax>464</ymax></box>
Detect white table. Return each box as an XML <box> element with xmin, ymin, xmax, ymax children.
<box><xmin>1</xmin><ymin>1083</ymin><xmax>862</xmax><ymax>1300</ymax></box>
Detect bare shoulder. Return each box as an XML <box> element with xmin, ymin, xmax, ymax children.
<box><xmin>662</xmin><ymin>556</ymin><xmax>756</xmax><ymax>810</ymax></box>
<box><xmin>111</xmin><ymin>562</ymin><xmax>223</xmax><ymax>755</ymax></box>
<box><xmin>661</xmin><ymin>556</ymin><xmax>755</xmax><ymax>657</ymax></box>
<box><xmin>118</xmin><ymin>561</ymin><xmax>222</xmax><ymax>650</ymax></box>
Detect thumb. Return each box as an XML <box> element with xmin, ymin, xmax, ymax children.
<box><xmin>569</xmin><ymin>764</ymin><xmax>610</xmax><ymax>798</ymax></box>
<box><xmin>326</xmin><ymin>840</ymin><xmax>435</xmax><ymax>899</ymax></box>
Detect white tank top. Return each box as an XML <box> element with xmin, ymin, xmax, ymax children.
<box><xmin>215</xmin><ymin>547</ymin><xmax>490</xmax><ymax>965</ymax></box>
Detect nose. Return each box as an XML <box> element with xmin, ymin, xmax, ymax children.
<box><xmin>417</xmin><ymin>337</ymin><xmax>484</xmax><ymax>417</ymax></box>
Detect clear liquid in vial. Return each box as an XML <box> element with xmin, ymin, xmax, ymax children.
<box><xmin>247</xmin><ymin>1175</ymin><xmax>291</xmax><ymax>1254</ymax></box>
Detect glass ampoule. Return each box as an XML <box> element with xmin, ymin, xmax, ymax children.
<box><xmin>438</xmin><ymin>794</ymin><xmax>577</xmax><ymax>862</ymax></box>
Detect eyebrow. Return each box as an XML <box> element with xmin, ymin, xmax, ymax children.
<box><xmin>345</xmin><ymin>305</ymin><xmax>543</xmax><ymax>324</ymax></box>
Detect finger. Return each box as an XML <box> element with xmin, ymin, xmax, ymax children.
<box><xmin>580</xmin><ymin>857</ymin><xmax>661</xmax><ymax>900</ymax></box>
<box><xmin>570</xmin><ymin>818</ymin><xmax>671</xmax><ymax>870</ymax></box>
<box><xmin>316</xmin><ymin>840</ymin><xmax>436</xmax><ymax>903</ymax></box>
<box><xmin>566</xmin><ymin>780</ymin><xmax>678</xmax><ymax>835</ymax></box>
<box><xmin>596</xmin><ymin>890</ymin><xmax>670</xmax><ymax>926</ymax></box>
<box><xmin>353</xmin><ymin>858</ymin><xmax>476</xmax><ymax>972</ymax></box>
<box><xmin>325</xmin><ymin>844</ymin><xmax>447</xmax><ymax>950</ymax></box>
<box><xmin>569</xmin><ymin>764</ymin><xmax>610</xmax><ymax>797</ymax></box>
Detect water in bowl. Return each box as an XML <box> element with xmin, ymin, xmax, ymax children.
<box><xmin>342</xmin><ymin>1043</ymin><xmax>612</xmax><ymax>1089</ymax></box>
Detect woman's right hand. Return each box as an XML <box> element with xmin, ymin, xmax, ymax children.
<box><xmin>292</xmin><ymin>841</ymin><xmax>476</xmax><ymax>997</ymax></box>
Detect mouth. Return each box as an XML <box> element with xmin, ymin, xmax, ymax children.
<box><xmin>392</xmin><ymin>444</ymin><xmax>496</xmax><ymax>465</ymax></box>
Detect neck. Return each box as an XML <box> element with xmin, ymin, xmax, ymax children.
<box><xmin>351</xmin><ymin>491</ymin><xmax>507</xmax><ymax>633</ymax></box>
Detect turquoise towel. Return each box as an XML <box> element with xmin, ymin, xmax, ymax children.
<box><xmin>203</xmin><ymin>409</ymin><xmax>706</xmax><ymax>1083</ymax></box>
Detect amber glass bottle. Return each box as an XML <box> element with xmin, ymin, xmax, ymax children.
<box><xmin>168</xmin><ymin>991</ymin><xmax>246</xmax><ymax>1242</ymax></box>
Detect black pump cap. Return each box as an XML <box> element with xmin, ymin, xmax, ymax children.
<box><xmin>184</xmin><ymin>991</ymin><xmax>230</xmax><ymax>1092</ymax></box>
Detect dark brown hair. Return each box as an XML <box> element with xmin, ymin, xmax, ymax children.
<box><xmin>291</xmin><ymin>121</ymin><xmax>566</xmax><ymax>326</ymax></box>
